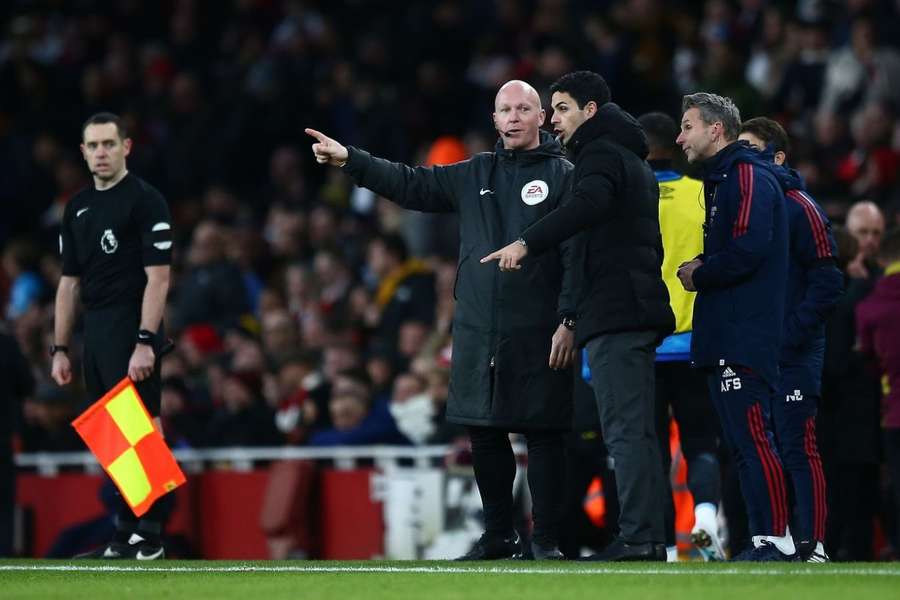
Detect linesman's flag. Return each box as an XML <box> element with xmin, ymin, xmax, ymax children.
<box><xmin>72</xmin><ymin>377</ymin><xmax>185</xmax><ymax>517</ymax></box>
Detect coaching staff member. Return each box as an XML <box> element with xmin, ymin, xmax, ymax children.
<box><xmin>307</xmin><ymin>81</ymin><xmax>577</xmax><ymax>560</ymax></box>
<box><xmin>51</xmin><ymin>112</ymin><xmax>173</xmax><ymax>560</ymax></box>
<box><xmin>675</xmin><ymin>94</ymin><xmax>793</xmax><ymax>561</ymax></box>
<box><xmin>483</xmin><ymin>71</ymin><xmax>675</xmax><ymax>562</ymax></box>
<box><xmin>739</xmin><ymin>117</ymin><xmax>843</xmax><ymax>562</ymax></box>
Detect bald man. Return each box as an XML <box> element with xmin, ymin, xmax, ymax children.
<box><xmin>846</xmin><ymin>201</ymin><xmax>885</xmax><ymax>280</ymax></box>
<box><xmin>307</xmin><ymin>80</ymin><xmax>577</xmax><ymax>560</ymax></box>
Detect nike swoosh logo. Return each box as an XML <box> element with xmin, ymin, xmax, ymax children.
<box><xmin>76</xmin><ymin>208</ymin><xmax>90</xmax><ymax>217</ymax></box>
<box><xmin>479</xmin><ymin>188</ymin><xmax>493</xmax><ymax>196</ymax></box>
<box><xmin>136</xmin><ymin>547</ymin><xmax>165</xmax><ymax>560</ymax></box>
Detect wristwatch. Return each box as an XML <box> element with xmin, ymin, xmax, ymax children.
<box><xmin>49</xmin><ymin>344</ymin><xmax>68</xmax><ymax>357</ymax></box>
<box><xmin>515</xmin><ymin>237</ymin><xmax>527</xmax><ymax>247</ymax></box>
<box><xmin>561</xmin><ymin>316</ymin><xmax>576</xmax><ymax>331</ymax></box>
<box><xmin>136</xmin><ymin>329</ymin><xmax>156</xmax><ymax>346</ymax></box>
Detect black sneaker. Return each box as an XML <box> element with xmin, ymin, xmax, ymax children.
<box><xmin>455</xmin><ymin>533</ymin><xmax>521</xmax><ymax>561</ymax></box>
<box><xmin>135</xmin><ymin>541</ymin><xmax>165</xmax><ymax>560</ymax></box>
<box><xmin>74</xmin><ymin>532</ymin><xmax>162</xmax><ymax>560</ymax></box>
<box><xmin>74</xmin><ymin>541</ymin><xmax>134</xmax><ymax>559</ymax></box>
<box><xmin>794</xmin><ymin>540</ymin><xmax>829</xmax><ymax>563</ymax></box>
<box><xmin>731</xmin><ymin>540</ymin><xmax>793</xmax><ymax>562</ymax></box>
<box><xmin>530</xmin><ymin>543</ymin><xmax>565</xmax><ymax>560</ymax></box>
<box><xmin>581</xmin><ymin>538</ymin><xmax>667</xmax><ymax>562</ymax></box>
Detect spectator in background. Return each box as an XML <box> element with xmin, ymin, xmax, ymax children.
<box><xmin>19</xmin><ymin>383</ymin><xmax>81</xmax><ymax>453</ymax></box>
<box><xmin>856</xmin><ymin>227</ymin><xmax>900</xmax><ymax>552</ymax></box>
<box><xmin>271</xmin><ymin>352</ymin><xmax>326</xmax><ymax>446</ymax></box>
<box><xmin>846</xmin><ymin>201</ymin><xmax>886</xmax><ymax>280</ymax></box>
<box><xmin>260</xmin><ymin>308</ymin><xmax>299</xmax><ymax>364</ymax></box>
<box><xmin>388</xmin><ymin>372</ymin><xmax>431</xmax><ymax>445</ymax></box>
<box><xmin>308</xmin><ymin>367</ymin><xmax>406</xmax><ymax>446</ymax></box>
<box><xmin>159</xmin><ymin>376</ymin><xmax>206</xmax><ymax>449</ymax></box>
<box><xmin>172</xmin><ymin>220</ymin><xmax>250</xmax><ymax>333</ymax></box>
<box><xmin>363</xmin><ymin>233</ymin><xmax>436</xmax><ymax>354</ymax></box>
<box><xmin>819</xmin><ymin>17</ymin><xmax>900</xmax><ymax>117</ymax></box>
<box><xmin>204</xmin><ymin>370</ymin><xmax>280</xmax><ymax>447</ymax></box>
<box><xmin>838</xmin><ymin>102</ymin><xmax>899</xmax><ymax>203</ymax></box>
<box><xmin>2</xmin><ymin>239</ymin><xmax>46</xmax><ymax>321</ymax></box>
<box><xmin>0</xmin><ymin>327</ymin><xmax>34</xmax><ymax>556</ymax></box>
<box><xmin>819</xmin><ymin>209</ymin><xmax>884</xmax><ymax>560</ymax></box>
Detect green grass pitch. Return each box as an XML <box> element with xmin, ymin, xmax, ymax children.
<box><xmin>3</xmin><ymin>560</ymin><xmax>899</xmax><ymax>600</ymax></box>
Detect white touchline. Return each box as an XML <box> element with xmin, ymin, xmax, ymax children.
<box><xmin>0</xmin><ymin>565</ymin><xmax>898</xmax><ymax>577</ymax></box>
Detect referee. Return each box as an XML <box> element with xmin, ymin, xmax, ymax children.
<box><xmin>51</xmin><ymin>112</ymin><xmax>173</xmax><ymax>560</ymax></box>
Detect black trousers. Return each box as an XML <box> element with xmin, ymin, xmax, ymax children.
<box><xmin>83</xmin><ymin>304</ymin><xmax>162</xmax><ymax>416</ymax></box>
<box><xmin>468</xmin><ymin>426</ymin><xmax>566</xmax><ymax>547</ymax></box>
<box><xmin>83</xmin><ymin>304</ymin><xmax>167</xmax><ymax>539</ymax></box>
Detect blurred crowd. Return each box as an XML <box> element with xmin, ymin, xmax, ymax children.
<box><xmin>1</xmin><ymin>0</ymin><xmax>900</xmax><ymax>559</ymax></box>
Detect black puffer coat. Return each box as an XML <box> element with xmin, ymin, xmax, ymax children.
<box><xmin>522</xmin><ymin>103</ymin><xmax>675</xmax><ymax>347</ymax></box>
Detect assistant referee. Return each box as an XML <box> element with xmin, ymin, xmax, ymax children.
<box><xmin>51</xmin><ymin>112</ymin><xmax>173</xmax><ymax>560</ymax></box>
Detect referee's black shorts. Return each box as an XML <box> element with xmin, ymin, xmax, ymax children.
<box><xmin>83</xmin><ymin>303</ymin><xmax>162</xmax><ymax>416</ymax></box>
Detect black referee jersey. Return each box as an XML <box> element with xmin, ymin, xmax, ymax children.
<box><xmin>60</xmin><ymin>173</ymin><xmax>172</xmax><ymax>309</ymax></box>
<box><xmin>60</xmin><ymin>173</ymin><xmax>172</xmax><ymax>410</ymax></box>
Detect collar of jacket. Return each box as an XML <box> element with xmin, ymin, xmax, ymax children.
<box><xmin>700</xmin><ymin>140</ymin><xmax>765</xmax><ymax>182</ymax></box>
<box><xmin>771</xmin><ymin>162</ymin><xmax>806</xmax><ymax>192</ymax></box>
<box><xmin>494</xmin><ymin>130</ymin><xmax>565</xmax><ymax>163</ymax></box>
<box><xmin>564</xmin><ymin>102</ymin><xmax>649</xmax><ymax>161</ymax></box>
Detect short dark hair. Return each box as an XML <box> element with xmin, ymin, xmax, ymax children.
<box><xmin>371</xmin><ymin>233</ymin><xmax>408</xmax><ymax>263</ymax></box>
<box><xmin>549</xmin><ymin>71</ymin><xmax>611</xmax><ymax>110</ymax></box>
<box><xmin>638</xmin><ymin>112</ymin><xmax>679</xmax><ymax>154</ymax></box>
<box><xmin>82</xmin><ymin>112</ymin><xmax>128</xmax><ymax>141</ymax></box>
<box><xmin>740</xmin><ymin>117</ymin><xmax>791</xmax><ymax>156</ymax></box>
<box><xmin>880</xmin><ymin>227</ymin><xmax>900</xmax><ymax>263</ymax></box>
<box><xmin>336</xmin><ymin>367</ymin><xmax>373</xmax><ymax>393</ymax></box>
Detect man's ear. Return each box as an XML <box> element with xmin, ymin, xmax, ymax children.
<box><xmin>538</xmin><ymin>108</ymin><xmax>546</xmax><ymax>127</ymax></box>
<box><xmin>774</xmin><ymin>150</ymin><xmax>786</xmax><ymax>166</ymax></box>
<box><xmin>585</xmin><ymin>100</ymin><xmax>598</xmax><ymax>118</ymax></box>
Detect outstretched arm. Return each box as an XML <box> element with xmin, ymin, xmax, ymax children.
<box><xmin>306</xmin><ymin>128</ymin><xmax>459</xmax><ymax>213</ymax></box>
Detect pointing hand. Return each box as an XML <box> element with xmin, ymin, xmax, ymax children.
<box><xmin>305</xmin><ymin>128</ymin><xmax>349</xmax><ymax>166</ymax></box>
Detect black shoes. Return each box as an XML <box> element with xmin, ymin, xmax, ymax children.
<box><xmin>74</xmin><ymin>533</ymin><xmax>165</xmax><ymax>560</ymax></box>
<box><xmin>455</xmin><ymin>533</ymin><xmax>521</xmax><ymax>561</ymax></box>
<box><xmin>582</xmin><ymin>538</ymin><xmax>667</xmax><ymax>562</ymax></box>
<box><xmin>529</xmin><ymin>543</ymin><xmax>565</xmax><ymax>560</ymax></box>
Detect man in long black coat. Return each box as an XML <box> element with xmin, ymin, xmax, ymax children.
<box><xmin>307</xmin><ymin>80</ymin><xmax>577</xmax><ymax>559</ymax></box>
<box><xmin>483</xmin><ymin>71</ymin><xmax>675</xmax><ymax>561</ymax></box>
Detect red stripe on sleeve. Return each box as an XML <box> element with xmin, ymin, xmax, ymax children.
<box><xmin>787</xmin><ymin>190</ymin><xmax>832</xmax><ymax>259</ymax></box>
<box><xmin>733</xmin><ymin>163</ymin><xmax>754</xmax><ymax>237</ymax></box>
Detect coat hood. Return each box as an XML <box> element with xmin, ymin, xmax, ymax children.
<box><xmin>770</xmin><ymin>162</ymin><xmax>806</xmax><ymax>193</ymax></box>
<box><xmin>566</xmin><ymin>102</ymin><xmax>649</xmax><ymax>160</ymax></box>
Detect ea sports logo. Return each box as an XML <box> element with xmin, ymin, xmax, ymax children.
<box><xmin>521</xmin><ymin>179</ymin><xmax>549</xmax><ymax>205</ymax></box>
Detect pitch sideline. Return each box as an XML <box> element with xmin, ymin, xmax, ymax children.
<box><xmin>1</xmin><ymin>564</ymin><xmax>899</xmax><ymax>576</ymax></box>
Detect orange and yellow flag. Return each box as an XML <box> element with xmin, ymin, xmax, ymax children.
<box><xmin>72</xmin><ymin>377</ymin><xmax>185</xmax><ymax>517</ymax></box>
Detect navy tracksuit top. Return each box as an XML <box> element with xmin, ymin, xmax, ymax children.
<box><xmin>690</xmin><ymin>141</ymin><xmax>788</xmax><ymax>388</ymax></box>
<box><xmin>771</xmin><ymin>164</ymin><xmax>843</xmax><ymax>395</ymax></box>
